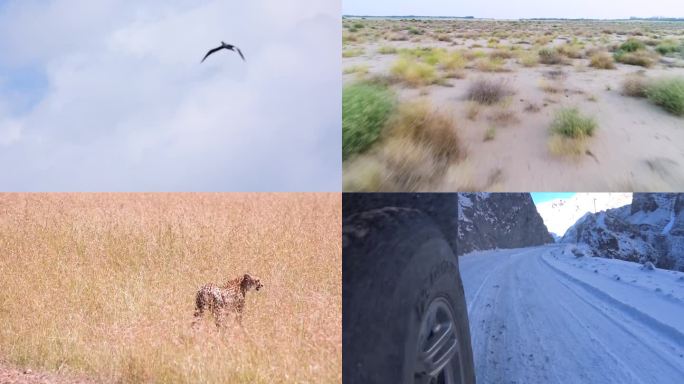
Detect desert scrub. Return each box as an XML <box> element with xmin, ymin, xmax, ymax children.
<box><xmin>467</xmin><ymin>78</ymin><xmax>514</xmax><ymax>105</ymax></box>
<box><xmin>589</xmin><ymin>52</ymin><xmax>615</xmax><ymax>69</ymax></box>
<box><xmin>645</xmin><ymin>77</ymin><xmax>684</xmax><ymax>116</ymax></box>
<box><xmin>342</xmin><ymin>48</ymin><xmax>364</xmax><ymax>58</ymax></box>
<box><xmin>390</xmin><ymin>57</ymin><xmax>437</xmax><ymax>86</ymax></box>
<box><xmin>619</xmin><ymin>38</ymin><xmax>646</xmax><ymax>53</ymax></box>
<box><xmin>614</xmin><ymin>50</ymin><xmax>656</xmax><ymax>67</ymax></box>
<box><xmin>475</xmin><ymin>57</ymin><xmax>506</xmax><ymax>72</ymax></box>
<box><xmin>518</xmin><ymin>52</ymin><xmax>540</xmax><ymax>67</ymax></box>
<box><xmin>377</xmin><ymin>46</ymin><xmax>398</xmax><ymax>55</ymax></box>
<box><xmin>621</xmin><ymin>75</ymin><xmax>651</xmax><ymax>97</ymax></box>
<box><xmin>342</xmin><ymin>82</ymin><xmax>395</xmax><ymax>159</ymax></box>
<box><xmin>388</xmin><ymin>101</ymin><xmax>461</xmax><ymax>161</ymax></box>
<box><xmin>538</xmin><ymin>47</ymin><xmax>564</xmax><ymax>65</ymax></box>
<box><xmin>550</xmin><ymin>108</ymin><xmax>597</xmax><ymax>139</ymax></box>
<box><xmin>655</xmin><ymin>40</ymin><xmax>681</xmax><ymax>55</ymax></box>
<box><xmin>439</xmin><ymin>51</ymin><xmax>466</xmax><ymax>72</ymax></box>
<box><xmin>557</xmin><ymin>43</ymin><xmax>583</xmax><ymax>59</ymax></box>
<box><xmin>344</xmin><ymin>101</ymin><xmax>462</xmax><ymax>192</ymax></box>
<box><xmin>343</xmin><ymin>65</ymin><xmax>370</xmax><ymax>75</ymax></box>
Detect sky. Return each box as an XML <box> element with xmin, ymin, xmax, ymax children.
<box><xmin>343</xmin><ymin>0</ymin><xmax>684</xmax><ymax>19</ymax></box>
<box><xmin>0</xmin><ymin>0</ymin><xmax>340</xmax><ymax>191</ymax></box>
<box><xmin>531</xmin><ymin>193</ymin><xmax>575</xmax><ymax>205</ymax></box>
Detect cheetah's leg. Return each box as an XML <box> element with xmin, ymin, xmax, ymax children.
<box><xmin>192</xmin><ymin>304</ymin><xmax>205</xmax><ymax>329</ymax></box>
<box><xmin>214</xmin><ymin>309</ymin><xmax>226</xmax><ymax>329</ymax></box>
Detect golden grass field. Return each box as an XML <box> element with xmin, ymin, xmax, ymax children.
<box><xmin>0</xmin><ymin>193</ymin><xmax>341</xmax><ymax>384</ymax></box>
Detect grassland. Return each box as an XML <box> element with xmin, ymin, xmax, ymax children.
<box><xmin>342</xmin><ymin>18</ymin><xmax>684</xmax><ymax>191</ymax></box>
<box><xmin>0</xmin><ymin>193</ymin><xmax>341</xmax><ymax>384</ymax></box>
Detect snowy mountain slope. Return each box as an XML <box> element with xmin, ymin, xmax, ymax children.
<box><xmin>458</xmin><ymin>193</ymin><xmax>553</xmax><ymax>255</ymax></box>
<box><xmin>536</xmin><ymin>193</ymin><xmax>632</xmax><ymax>237</ymax></box>
<box><xmin>562</xmin><ymin>193</ymin><xmax>684</xmax><ymax>271</ymax></box>
<box><xmin>459</xmin><ymin>245</ymin><xmax>684</xmax><ymax>384</ymax></box>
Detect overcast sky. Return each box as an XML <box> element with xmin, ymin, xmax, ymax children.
<box><xmin>343</xmin><ymin>0</ymin><xmax>684</xmax><ymax>19</ymax></box>
<box><xmin>0</xmin><ymin>0</ymin><xmax>340</xmax><ymax>191</ymax></box>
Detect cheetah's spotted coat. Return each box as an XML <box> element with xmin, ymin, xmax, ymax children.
<box><xmin>193</xmin><ymin>273</ymin><xmax>263</xmax><ymax>328</ymax></box>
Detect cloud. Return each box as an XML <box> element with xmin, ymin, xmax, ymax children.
<box><xmin>0</xmin><ymin>0</ymin><xmax>341</xmax><ymax>191</ymax></box>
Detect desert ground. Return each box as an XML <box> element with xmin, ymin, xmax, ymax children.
<box><xmin>0</xmin><ymin>193</ymin><xmax>341</xmax><ymax>384</ymax></box>
<box><xmin>342</xmin><ymin>19</ymin><xmax>684</xmax><ymax>191</ymax></box>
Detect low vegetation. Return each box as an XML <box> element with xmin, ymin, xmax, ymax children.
<box><xmin>343</xmin><ymin>101</ymin><xmax>462</xmax><ymax>191</ymax></box>
<box><xmin>621</xmin><ymin>75</ymin><xmax>650</xmax><ymax>97</ymax></box>
<box><xmin>538</xmin><ymin>47</ymin><xmax>565</xmax><ymax>65</ymax></box>
<box><xmin>589</xmin><ymin>52</ymin><xmax>615</xmax><ymax>69</ymax></box>
<box><xmin>614</xmin><ymin>50</ymin><xmax>656</xmax><ymax>67</ymax></box>
<box><xmin>342</xmin><ymin>82</ymin><xmax>396</xmax><ymax>159</ymax></box>
<box><xmin>390</xmin><ymin>57</ymin><xmax>438</xmax><ymax>86</ymax></box>
<box><xmin>645</xmin><ymin>77</ymin><xmax>684</xmax><ymax>116</ymax></box>
<box><xmin>467</xmin><ymin>78</ymin><xmax>514</xmax><ymax>105</ymax></box>
<box><xmin>550</xmin><ymin>108</ymin><xmax>598</xmax><ymax>139</ymax></box>
<box><xmin>342</xmin><ymin>48</ymin><xmax>364</xmax><ymax>58</ymax></box>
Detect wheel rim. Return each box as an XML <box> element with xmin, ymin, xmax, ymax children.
<box><xmin>414</xmin><ymin>297</ymin><xmax>463</xmax><ymax>384</ymax></box>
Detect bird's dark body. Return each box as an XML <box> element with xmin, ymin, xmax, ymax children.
<box><xmin>201</xmin><ymin>41</ymin><xmax>245</xmax><ymax>63</ymax></box>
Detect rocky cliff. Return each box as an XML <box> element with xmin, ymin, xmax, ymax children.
<box><xmin>457</xmin><ymin>193</ymin><xmax>554</xmax><ymax>256</ymax></box>
<box><xmin>562</xmin><ymin>193</ymin><xmax>684</xmax><ymax>271</ymax></box>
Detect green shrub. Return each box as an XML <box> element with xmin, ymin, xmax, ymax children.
<box><xmin>620</xmin><ymin>38</ymin><xmax>646</xmax><ymax>52</ymax></box>
<box><xmin>614</xmin><ymin>50</ymin><xmax>655</xmax><ymax>67</ymax></box>
<box><xmin>646</xmin><ymin>78</ymin><xmax>684</xmax><ymax>116</ymax></box>
<box><xmin>550</xmin><ymin>108</ymin><xmax>597</xmax><ymax>139</ymax></box>
<box><xmin>342</xmin><ymin>48</ymin><xmax>364</xmax><ymax>58</ymax></box>
<box><xmin>655</xmin><ymin>41</ymin><xmax>681</xmax><ymax>55</ymax></box>
<box><xmin>538</xmin><ymin>47</ymin><xmax>564</xmax><ymax>64</ymax></box>
<box><xmin>377</xmin><ymin>46</ymin><xmax>398</xmax><ymax>55</ymax></box>
<box><xmin>342</xmin><ymin>83</ymin><xmax>396</xmax><ymax>159</ymax></box>
<box><xmin>390</xmin><ymin>57</ymin><xmax>437</xmax><ymax>86</ymax></box>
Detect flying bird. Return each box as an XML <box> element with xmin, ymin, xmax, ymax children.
<box><xmin>201</xmin><ymin>41</ymin><xmax>245</xmax><ymax>63</ymax></box>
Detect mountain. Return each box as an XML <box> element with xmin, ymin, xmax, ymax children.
<box><xmin>457</xmin><ymin>193</ymin><xmax>554</xmax><ymax>256</ymax></box>
<box><xmin>562</xmin><ymin>193</ymin><xmax>684</xmax><ymax>271</ymax></box>
<box><xmin>536</xmin><ymin>193</ymin><xmax>633</xmax><ymax>237</ymax></box>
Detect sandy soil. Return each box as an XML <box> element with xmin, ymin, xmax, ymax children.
<box><xmin>343</xmin><ymin>19</ymin><xmax>684</xmax><ymax>191</ymax></box>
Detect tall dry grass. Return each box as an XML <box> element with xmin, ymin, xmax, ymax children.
<box><xmin>0</xmin><ymin>193</ymin><xmax>341</xmax><ymax>384</ymax></box>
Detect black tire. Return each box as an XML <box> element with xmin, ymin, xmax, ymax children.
<box><xmin>343</xmin><ymin>207</ymin><xmax>476</xmax><ymax>384</ymax></box>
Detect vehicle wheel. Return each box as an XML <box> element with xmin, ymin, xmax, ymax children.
<box><xmin>343</xmin><ymin>207</ymin><xmax>476</xmax><ymax>384</ymax></box>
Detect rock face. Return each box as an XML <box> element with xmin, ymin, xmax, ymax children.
<box><xmin>457</xmin><ymin>193</ymin><xmax>554</xmax><ymax>256</ymax></box>
<box><xmin>536</xmin><ymin>193</ymin><xmax>633</xmax><ymax>237</ymax></box>
<box><xmin>562</xmin><ymin>193</ymin><xmax>684</xmax><ymax>271</ymax></box>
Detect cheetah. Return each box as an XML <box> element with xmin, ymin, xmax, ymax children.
<box><xmin>192</xmin><ymin>273</ymin><xmax>263</xmax><ymax>328</ymax></box>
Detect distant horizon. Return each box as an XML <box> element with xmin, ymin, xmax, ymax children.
<box><xmin>343</xmin><ymin>14</ymin><xmax>684</xmax><ymax>21</ymax></box>
<box><xmin>343</xmin><ymin>0</ymin><xmax>684</xmax><ymax>21</ymax></box>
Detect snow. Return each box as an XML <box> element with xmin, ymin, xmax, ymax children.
<box><xmin>536</xmin><ymin>193</ymin><xmax>632</xmax><ymax>237</ymax></box>
<box><xmin>662</xmin><ymin>209</ymin><xmax>676</xmax><ymax>235</ymax></box>
<box><xmin>459</xmin><ymin>244</ymin><xmax>684</xmax><ymax>384</ymax></box>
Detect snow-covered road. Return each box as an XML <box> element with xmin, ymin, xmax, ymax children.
<box><xmin>459</xmin><ymin>245</ymin><xmax>684</xmax><ymax>384</ymax></box>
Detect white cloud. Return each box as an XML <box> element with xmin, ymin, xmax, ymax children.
<box><xmin>0</xmin><ymin>0</ymin><xmax>341</xmax><ymax>191</ymax></box>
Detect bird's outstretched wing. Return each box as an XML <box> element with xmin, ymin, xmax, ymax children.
<box><xmin>201</xmin><ymin>46</ymin><xmax>224</xmax><ymax>63</ymax></box>
<box><xmin>235</xmin><ymin>47</ymin><xmax>246</xmax><ymax>62</ymax></box>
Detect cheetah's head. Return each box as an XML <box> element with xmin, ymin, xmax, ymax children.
<box><xmin>242</xmin><ymin>273</ymin><xmax>263</xmax><ymax>292</ymax></box>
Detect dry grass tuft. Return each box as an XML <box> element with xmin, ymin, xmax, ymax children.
<box><xmin>0</xmin><ymin>193</ymin><xmax>341</xmax><ymax>384</ymax></box>
<box><xmin>589</xmin><ymin>52</ymin><xmax>616</xmax><ymax>69</ymax></box>
<box><xmin>344</xmin><ymin>101</ymin><xmax>462</xmax><ymax>192</ymax></box>
<box><xmin>390</xmin><ymin>57</ymin><xmax>438</xmax><ymax>86</ymax></box>
<box><xmin>466</xmin><ymin>78</ymin><xmax>515</xmax><ymax>105</ymax></box>
<box><xmin>621</xmin><ymin>74</ymin><xmax>651</xmax><ymax>97</ymax></box>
